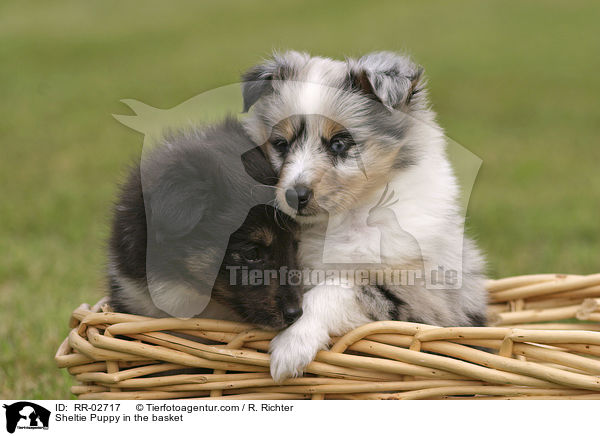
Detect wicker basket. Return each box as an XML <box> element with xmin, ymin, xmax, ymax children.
<box><xmin>55</xmin><ymin>273</ymin><xmax>600</xmax><ymax>400</ymax></box>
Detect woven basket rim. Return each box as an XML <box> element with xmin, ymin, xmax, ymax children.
<box><xmin>56</xmin><ymin>273</ymin><xmax>600</xmax><ymax>400</ymax></box>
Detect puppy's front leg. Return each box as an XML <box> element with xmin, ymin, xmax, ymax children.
<box><xmin>269</xmin><ymin>283</ymin><xmax>371</xmax><ymax>383</ymax></box>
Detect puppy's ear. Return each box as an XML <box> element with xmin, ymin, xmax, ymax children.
<box><xmin>241</xmin><ymin>146</ymin><xmax>278</xmax><ymax>186</ymax></box>
<box><xmin>241</xmin><ymin>51</ymin><xmax>308</xmax><ymax>112</ymax></box>
<box><xmin>241</xmin><ymin>60</ymin><xmax>278</xmax><ymax>112</ymax></box>
<box><xmin>348</xmin><ymin>52</ymin><xmax>424</xmax><ymax>111</ymax></box>
<box><xmin>147</xmin><ymin>168</ymin><xmax>213</xmax><ymax>243</ymax></box>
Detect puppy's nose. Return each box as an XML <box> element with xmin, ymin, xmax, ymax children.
<box><xmin>283</xmin><ymin>307</ymin><xmax>303</xmax><ymax>324</ymax></box>
<box><xmin>295</xmin><ymin>185</ymin><xmax>312</xmax><ymax>209</ymax></box>
<box><xmin>285</xmin><ymin>185</ymin><xmax>312</xmax><ymax>211</ymax></box>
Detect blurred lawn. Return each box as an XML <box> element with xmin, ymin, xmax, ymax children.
<box><xmin>1</xmin><ymin>0</ymin><xmax>599</xmax><ymax>398</ymax></box>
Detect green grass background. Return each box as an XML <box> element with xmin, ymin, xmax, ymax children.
<box><xmin>1</xmin><ymin>0</ymin><xmax>599</xmax><ymax>399</ymax></box>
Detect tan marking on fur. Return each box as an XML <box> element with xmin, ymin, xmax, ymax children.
<box><xmin>314</xmin><ymin>138</ymin><xmax>398</xmax><ymax>213</ymax></box>
<box><xmin>320</xmin><ymin>117</ymin><xmax>345</xmax><ymax>139</ymax></box>
<box><xmin>250</xmin><ymin>227</ymin><xmax>274</xmax><ymax>246</ymax></box>
<box><xmin>270</xmin><ymin>116</ymin><xmax>296</xmax><ymax>141</ymax></box>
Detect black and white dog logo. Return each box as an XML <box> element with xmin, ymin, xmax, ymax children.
<box><xmin>3</xmin><ymin>402</ymin><xmax>50</xmax><ymax>434</ymax></box>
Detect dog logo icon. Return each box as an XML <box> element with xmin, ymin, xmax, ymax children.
<box><xmin>3</xmin><ymin>402</ymin><xmax>50</xmax><ymax>433</ymax></box>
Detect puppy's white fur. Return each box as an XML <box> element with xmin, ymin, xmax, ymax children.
<box><xmin>242</xmin><ymin>51</ymin><xmax>487</xmax><ymax>382</ymax></box>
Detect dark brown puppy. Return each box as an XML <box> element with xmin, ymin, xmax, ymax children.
<box><xmin>108</xmin><ymin>117</ymin><xmax>302</xmax><ymax>329</ymax></box>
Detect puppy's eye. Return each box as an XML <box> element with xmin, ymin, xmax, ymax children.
<box><xmin>330</xmin><ymin>136</ymin><xmax>351</xmax><ymax>155</ymax></box>
<box><xmin>242</xmin><ymin>247</ymin><xmax>262</xmax><ymax>263</ymax></box>
<box><xmin>271</xmin><ymin>138</ymin><xmax>289</xmax><ymax>154</ymax></box>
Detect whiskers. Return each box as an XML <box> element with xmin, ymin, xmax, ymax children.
<box><xmin>249</xmin><ymin>182</ymin><xmax>283</xmax><ymax>197</ymax></box>
<box><xmin>259</xmin><ymin>195</ymin><xmax>296</xmax><ymax>233</ymax></box>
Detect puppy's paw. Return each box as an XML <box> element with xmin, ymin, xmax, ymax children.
<box><xmin>269</xmin><ymin>325</ymin><xmax>328</xmax><ymax>383</ymax></box>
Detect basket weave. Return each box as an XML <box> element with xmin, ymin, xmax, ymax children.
<box><xmin>56</xmin><ymin>273</ymin><xmax>600</xmax><ymax>400</ymax></box>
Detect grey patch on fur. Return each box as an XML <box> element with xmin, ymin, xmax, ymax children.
<box><xmin>466</xmin><ymin>311</ymin><xmax>487</xmax><ymax>327</ymax></box>
<box><xmin>347</xmin><ymin>51</ymin><xmax>425</xmax><ymax>111</ymax></box>
<box><xmin>392</xmin><ymin>142</ymin><xmax>419</xmax><ymax>169</ymax></box>
<box><xmin>241</xmin><ymin>51</ymin><xmax>309</xmax><ymax>112</ymax></box>
<box><xmin>356</xmin><ymin>285</ymin><xmax>397</xmax><ymax>321</ymax></box>
<box><xmin>374</xmin><ymin>285</ymin><xmax>407</xmax><ymax>320</ymax></box>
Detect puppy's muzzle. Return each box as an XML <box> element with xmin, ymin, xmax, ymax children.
<box><xmin>285</xmin><ymin>184</ymin><xmax>313</xmax><ymax>211</ymax></box>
